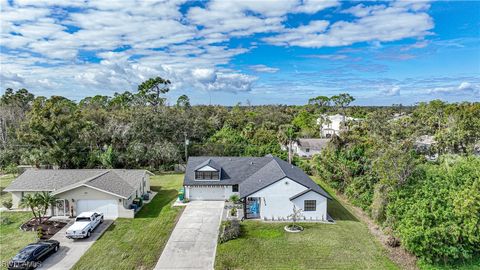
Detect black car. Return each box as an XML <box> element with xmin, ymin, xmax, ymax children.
<box><xmin>8</xmin><ymin>240</ymin><xmax>60</xmax><ymax>270</ymax></box>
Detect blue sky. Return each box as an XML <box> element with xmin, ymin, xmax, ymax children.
<box><xmin>1</xmin><ymin>0</ymin><xmax>479</xmax><ymax>105</ymax></box>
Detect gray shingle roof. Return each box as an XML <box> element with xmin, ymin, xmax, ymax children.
<box><xmin>194</xmin><ymin>158</ymin><xmax>222</xmax><ymax>171</ymax></box>
<box><xmin>4</xmin><ymin>169</ymin><xmax>149</xmax><ymax>198</ymax></box>
<box><xmin>297</xmin><ymin>138</ymin><xmax>330</xmax><ymax>150</ymax></box>
<box><xmin>184</xmin><ymin>156</ymin><xmax>331</xmax><ymax>199</ymax></box>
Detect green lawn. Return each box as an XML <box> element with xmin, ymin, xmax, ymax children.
<box><xmin>215</xmin><ymin>177</ymin><xmax>398</xmax><ymax>270</ymax></box>
<box><xmin>72</xmin><ymin>173</ymin><xmax>184</xmax><ymax>270</ymax></box>
<box><xmin>0</xmin><ymin>174</ymin><xmax>15</xmax><ymax>203</ymax></box>
<box><xmin>0</xmin><ymin>212</ymin><xmax>37</xmax><ymax>270</ymax></box>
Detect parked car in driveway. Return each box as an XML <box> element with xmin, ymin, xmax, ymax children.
<box><xmin>8</xmin><ymin>240</ymin><xmax>60</xmax><ymax>270</ymax></box>
<box><xmin>66</xmin><ymin>212</ymin><xmax>103</xmax><ymax>239</ymax></box>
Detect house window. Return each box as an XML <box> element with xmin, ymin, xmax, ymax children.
<box><xmin>232</xmin><ymin>185</ymin><xmax>239</xmax><ymax>192</ymax></box>
<box><xmin>306</xmin><ymin>148</ymin><xmax>310</xmax><ymax>153</ymax></box>
<box><xmin>304</xmin><ymin>200</ymin><xmax>316</xmax><ymax>211</ymax></box>
<box><xmin>195</xmin><ymin>171</ymin><xmax>220</xmax><ymax>180</ymax></box>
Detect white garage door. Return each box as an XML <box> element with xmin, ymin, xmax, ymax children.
<box><xmin>76</xmin><ymin>200</ymin><xmax>118</xmax><ymax>219</ymax></box>
<box><xmin>189</xmin><ymin>186</ymin><xmax>225</xmax><ymax>201</ymax></box>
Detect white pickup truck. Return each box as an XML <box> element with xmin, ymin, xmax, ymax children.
<box><xmin>66</xmin><ymin>212</ymin><xmax>104</xmax><ymax>239</ymax></box>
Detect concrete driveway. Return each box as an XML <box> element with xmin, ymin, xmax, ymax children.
<box><xmin>37</xmin><ymin>220</ymin><xmax>113</xmax><ymax>270</ymax></box>
<box><xmin>155</xmin><ymin>201</ymin><xmax>224</xmax><ymax>270</ymax></box>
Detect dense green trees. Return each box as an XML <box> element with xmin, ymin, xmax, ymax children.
<box><xmin>311</xmin><ymin>100</ymin><xmax>480</xmax><ymax>264</ymax></box>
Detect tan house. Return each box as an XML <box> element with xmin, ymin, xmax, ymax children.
<box><xmin>4</xmin><ymin>169</ymin><xmax>152</xmax><ymax>219</ymax></box>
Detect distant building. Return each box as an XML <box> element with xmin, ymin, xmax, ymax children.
<box><xmin>282</xmin><ymin>138</ymin><xmax>330</xmax><ymax>158</ymax></box>
<box><xmin>317</xmin><ymin>114</ymin><xmax>358</xmax><ymax>138</ymax></box>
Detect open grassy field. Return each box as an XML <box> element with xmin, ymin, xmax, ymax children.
<box><xmin>72</xmin><ymin>173</ymin><xmax>184</xmax><ymax>270</ymax></box>
<box><xmin>0</xmin><ymin>211</ymin><xmax>37</xmax><ymax>270</ymax></box>
<box><xmin>215</xmin><ymin>178</ymin><xmax>399</xmax><ymax>270</ymax></box>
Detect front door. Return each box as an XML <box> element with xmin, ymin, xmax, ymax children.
<box><xmin>246</xmin><ymin>197</ymin><xmax>260</xmax><ymax>219</ymax></box>
<box><xmin>53</xmin><ymin>199</ymin><xmax>70</xmax><ymax>216</ymax></box>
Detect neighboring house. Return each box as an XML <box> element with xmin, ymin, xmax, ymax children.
<box><xmin>183</xmin><ymin>155</ymin><xmax>331</xmax><ymax>221</ymax></box>
<box><xmin>282</xmin><ymin>138</ymin><xmax>330</xmax><ymax>158</ymax></box>
<box><xmin>414</xmin><ymin>135</ymin><xmax>438</xmax><ymax>161</ymax></box>
<box><xmin>4</xmin><ymin>169</ymin><xmax>152</xmax><ymax>219</ymax></box>
<box><xmin>317</xmin><ymin>114</ymin><xmax>358</xmax><ymax>138</ymax></box>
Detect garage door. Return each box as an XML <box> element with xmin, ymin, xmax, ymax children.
<box><xmin>76</xmin><ymin>200</ymin><xmax>118</xmax><ymax>219</ymax></box>
<box><xmin>189</xmin><ymin>186</ymin><xmax>225</xmax><ymax>201</ymax></box>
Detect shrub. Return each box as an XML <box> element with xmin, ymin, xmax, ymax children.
<box><xmin>218</xmin><ymin>220</ymin><xmax>241</xmax><ymax>243</ymax></box>
<box><xmin>387</xmin><ymin>157</ymin><xmax>480</xmax><ymax>263</ymax></box>
<box><xmin>2</xmin><ymin>199</ymin><xmax>13</xmax><ymax>209</ymax></box>
<box><xmin>0</xmin><ymin>216</ymin><xmax>12</xmax><ymax>225</ymax></box>
<box><xmin>229</xmin><ymin>194</ymin><xmax>240</xmax><ymax>203</ymax></box>
<box><xmin>230</xmin><ymin>207</ymin><xmax>237</xmax><ymax>217</ymax></box>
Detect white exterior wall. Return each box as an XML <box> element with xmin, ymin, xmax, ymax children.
<box><xmin>185</xmin><ymin>185</ymin><xmax>239</xmax><ymax>201</ymax></box>
<box><xmin>55</xmin><ymin>186</ymin><xmax>134</xmax><ymax>218</ymax></box>
<box><xmin>294</xmin><ymin>145</ymin><xmax>322</xmax><ymax>158</ymax></box>
<box><xmin>291</xmin><ymin>190</ymin><xmax>328</xmax><ymax>220</ymax></box>
<box><xmin>248</xmin><ymin>177</ymin><xmax>327</xmax><ymax>220</ymax></box>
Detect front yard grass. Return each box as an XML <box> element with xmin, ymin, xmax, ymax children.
<box><xmin>0</xmin><ymin>174</ymin><xmax>15</xmax><ymax>203</ymax></box>
<box><xmin>215</xmin><ymin>178</ymin><xmax>398</xmax><ymax>270</ymax></box>
<box><xmin>72</xmin><ymin>173</ymin><xmax>184</xmax><ymax>270</ymax></box>
<box><xmin>0</xmin><ymin>212</ymin><xmax>37</xmax><ymax>270</ymax></box>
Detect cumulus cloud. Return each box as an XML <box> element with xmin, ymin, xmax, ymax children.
<box><xmin>429</xmin><ymin>82</ymin><xmax>479</xmax><ymax>94</ymax></box>
<box><xmin>263</xmin><ymin>2</ymin><xmax>434</xmax><ymax>48</ymax></box>
<box><xmin>249</xmin><ymin>65</ymin><xmax>279</xmax><ymax>73</ymax></box>
<box><xmin>381</xmin><ymin>86</ymin><xmax>401</xmax><ymax>96</ymax></box>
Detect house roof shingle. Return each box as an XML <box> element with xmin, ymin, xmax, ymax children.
<box><xmin>4</xmin><ymin>169</ymin><xmax>150</xmax><ymax>198</ymax></box>
<box><xmin>184</xmin><ymin>156</ymin><xmax>331</xmax><ymax>199</ymax></box>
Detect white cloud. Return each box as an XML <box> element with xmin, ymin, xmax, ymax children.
<box><xmin>264</xmin><ymin>2</ymin><xmax>434</xmax><ymax>48</ymax></box>
<box><xmin>381</xmin><ymin>86</ymin><xmax>400</xmax><ymax>96</ymax></box>
<box><xmin>429</xmin><ymin>82</ymin><xmax>479</xmax><ymax>95</ymax></box>
<box><xmin>249</xmin><ymin>65</ymin><xmax>279</xmax><ymax>73</ymax></box>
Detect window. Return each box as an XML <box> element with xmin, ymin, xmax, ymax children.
<box><xmin>304</xmin><ymin>200</ymin><xmax>316</xmax><ymax>211</ymax></box>
<box><xmin>306</xmin><ymin>148</ymin><xmax>310</xmax><ymax>153</ymax></box>
<box><xmin>195</xmin><ymin>171</ymin><xmax>220</xmax><ymax>180</ymax></box>
<box><xmin>232</xmin><ymin>185</ymin><xmax>239</xmax><ymax>192</ymax></box>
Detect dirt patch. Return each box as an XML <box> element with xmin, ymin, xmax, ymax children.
<box><xmin>333</xmin><ymin>191</ymin><xmax>418</xmax><ymax>270</ymax></box>
<box><xmin>20</xmin><ymin>217</ymin><xmax>67</xmax><ymax>239</ymax></box>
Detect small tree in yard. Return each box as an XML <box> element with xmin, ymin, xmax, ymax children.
<box><xmin>287</xmin><ymin>206</ymin><xmax>304</xmax><ymax>231</ymax></box>
<box><xmin>20</xmin><ymin>193</ymin><xmax>40</xmax><ymax>223</ymax></box>
<box><xmin>20</xmin><ymin>192</ymin><xmax>56</xmax><ymax>224</ymax></box>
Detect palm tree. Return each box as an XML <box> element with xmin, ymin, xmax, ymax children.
<box><xmin>277</xmin><ymin>124</ymin><xmax>298</xmax><ymax>164</ymax></box>
<box><xmin>37</xmin><ymin>192</ymin><xmax>56</xmax><ymax>223</ymax></box>
<box><xmin>20</xmin><ymin>193</ymin><xmax>40</xmax><ymax>223</ymax></box>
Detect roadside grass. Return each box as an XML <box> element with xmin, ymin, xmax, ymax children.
<box><xmin>72</xmin><ymin>173</ymin><xmax>184</xmax><ymax>270</ymax></box>
<box><xmin>215</xmin><ymin>176</ymin><xmax>398</xmax><ymax>270</ymax></box>
<box><xmin>0</xmin><ymin>212</ymin><xmax>37</xmax><ymax>270</ymax></box>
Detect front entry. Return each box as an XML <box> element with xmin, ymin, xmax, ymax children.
<box><xmin>52</xmin><ymin>199</ymin><xmax>70</xmax><ymax>216</ymax></box>
<box><xmin>245</xmin><ymin>197</ymin><xmax>261</xmax><ymax>219</ymax></box>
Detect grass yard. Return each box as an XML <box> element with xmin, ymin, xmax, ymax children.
<box><xmin>0</xmin><ymin>212</ymin><xmax>37</xmax><ymax>270</ymax></box>
<box><xmin>72</xmin><ymin>173</ymin><xmax>184</xmax><ymax>270</ymax></box>
<box><xmin>215</xmin><ymin>178</ymin><xmax>398</xmax><ymax>270</ymax></box>
<box><xmin>0</xmin><ymin>174</ymin><xmax>15</xmax><ymax>203</ymax></box>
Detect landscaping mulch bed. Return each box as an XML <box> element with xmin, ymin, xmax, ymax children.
<box><xmin>20</xmin><ymin>217</ymin><xmax>67</xmax><ymax>239</ymax></box>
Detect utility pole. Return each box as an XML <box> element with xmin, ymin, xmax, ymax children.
<box><xmin>184</xmin><ymin>131</ymin><xmax>189</xmax><ymax>163</ymax></box>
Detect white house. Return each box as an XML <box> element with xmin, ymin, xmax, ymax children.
<box><xmin>287</xmin><ymin>138</ymin><xmax>330</xmax><ymax>158</ymax></box>
<box><xmin>317</xmin><ymin>114</ymin><xmax>358</xmax><ymax>138</ymax></box>
<box><xmin>183</xmin><ymin>155</ymin><xmax>332</xmax><ymax>221</ymax></box>
<box><xmin>4</xmin><ymin>169</ymin><xmax>152</xmax><ymax>219</ymax></box>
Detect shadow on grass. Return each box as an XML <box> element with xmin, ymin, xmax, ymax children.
<box><xmin>327</xmin><ymin>197</ymin><xmax>358</xmax><ymax>221</ymax></box>
<box><xmin>136</xmin><ymin>188</ymin><xmax>178</xmax><ymax>219</ymax></box>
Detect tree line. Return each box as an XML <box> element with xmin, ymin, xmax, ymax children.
<box><xmin>1</xmin><ymin>77</ymin><xmax>479</xmax><ymax>266</ymax></box>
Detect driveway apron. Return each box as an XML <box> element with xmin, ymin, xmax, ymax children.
<box><xmin>155</xmin><ymin>201</ymin><xmax>224</xmax><ymax>270</ymax></box>
<box><xmin>37</xmin><ymin>220</ymin><xmax>113</xmax><ymax>270</ymax></box>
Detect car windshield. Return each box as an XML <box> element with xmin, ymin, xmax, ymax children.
<box><xmin>76</xmin><ymin>217</ymin><xmax>91</xmax><ymax>222</ymax></box>
<box><xmin>13</xmin><ymin>245</ymin><xmax>38</xmax><ymax>260</ymax></box>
